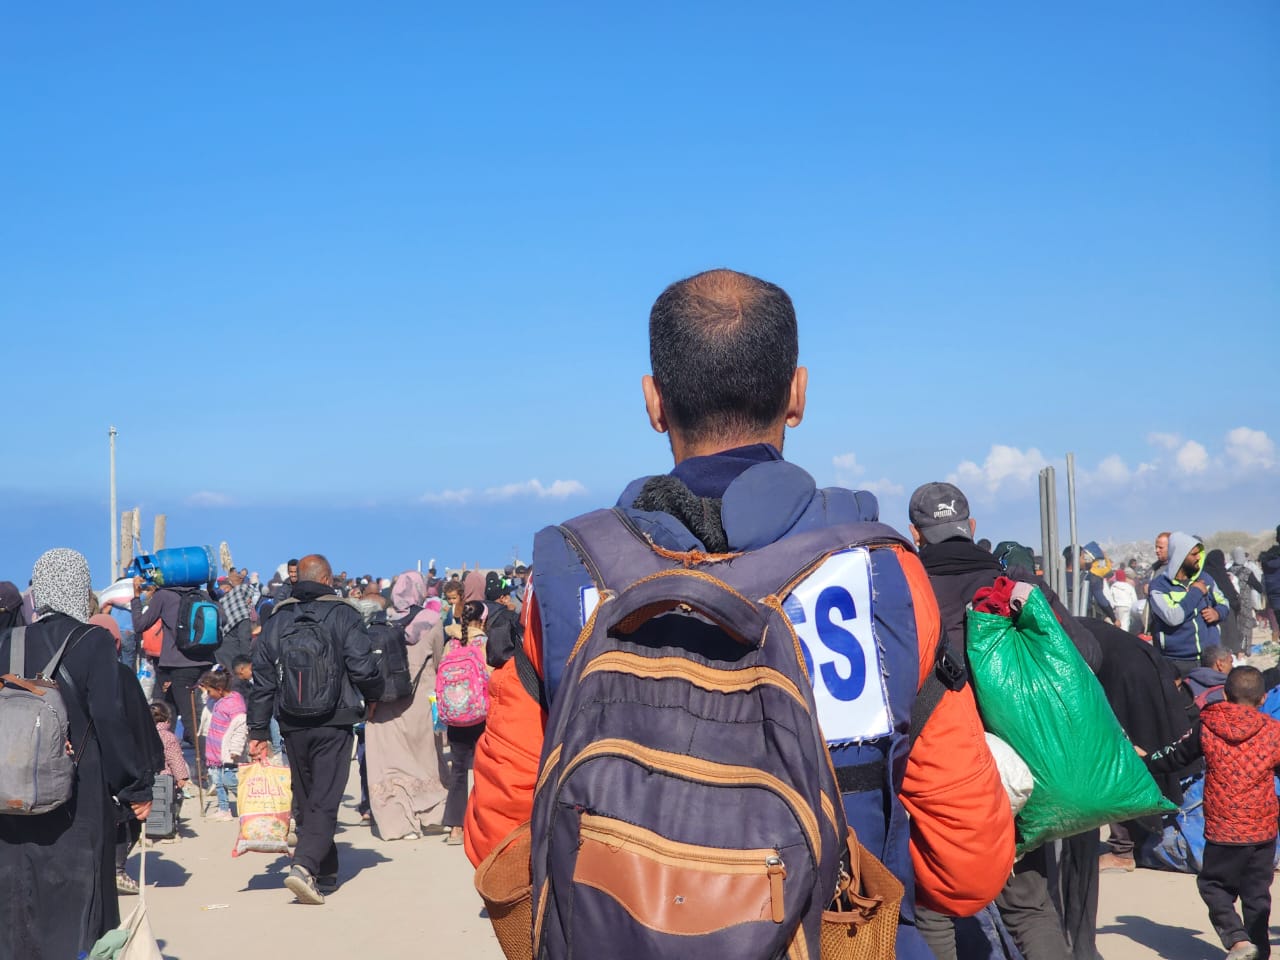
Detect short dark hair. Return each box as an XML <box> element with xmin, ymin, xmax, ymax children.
<box><xmin>287</xmin><ymin>558</ymin><xmax>299</xmax><ymax>567</ymax></box>
<box><xmin>232</xmin><ymin>655</ymin><xmax>253</xmax><ymax>670</ymax></box>
<box><xmin>649</xmin><ymin>269</ymin><xmax>798</xmax><ymax>444</ymax></box>
<box><xmin>1225</xmin><ymin>665</ymin><xmax>1265</xmax><ymax>705</ymax></box>
<box><xmin>1200</xmin><ymin>645</ymin><xmax>1230</xmax><ymax>668</ymax></box>
<box><xmin>150</xmin><ymin>701</ymin><xmax>172</xmax><ymax>725</ymax></box>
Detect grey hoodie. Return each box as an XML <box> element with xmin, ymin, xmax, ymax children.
<box><xmin>1148</xmin><ymin>531</ymin><xmax>1230</xmax><ymax>660</ymax></box>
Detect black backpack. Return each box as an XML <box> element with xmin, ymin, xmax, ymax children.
<box><xmin>271</xmin><ymin>598</ymin><xmax>344</xmax><ymax>719</ymax></box>
<box><xmin>368</xmin><ymin>607</ymin><xmax>427</xmax><ymax>703</ymax></box>
<box><xmin>173</xmin><ymin>587</ymin><xmax>221</xmax><ymax>657</ymax></box>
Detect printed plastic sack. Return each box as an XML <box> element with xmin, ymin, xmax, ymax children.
<box><xmin>232</xmin><ymin>762</ymin><xmax>292</xmax><ymax>857</ymax></box>
<box><xmin>966</xmin><ymin>582</ymin><xmax>1174</xmax><ymax>853</ymax></box>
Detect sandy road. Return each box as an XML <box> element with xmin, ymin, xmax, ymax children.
<box><xmin>128</xmin><ymin>756</ymin><xmax>1263</xmax><ymax>960</ymax></box>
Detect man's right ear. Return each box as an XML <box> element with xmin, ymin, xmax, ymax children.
<box><xmin>908</xmin><ymin>524</ymin><xmax>925</xmax><ymax>549</ymax></box>
<box><xmin>641</xmin><ymin>375</ymin><xmax>668</xmax><ymax>436</ymax></box>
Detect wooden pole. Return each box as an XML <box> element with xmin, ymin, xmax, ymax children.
<box><xmin>153</xmin><ymin>515</ymin><xmax>167</xmax><ymax>553</ymax></box>
<box><xmin>190</xmin><ymin>688</ymin><xmax>206</xmax><ymax>818</ymax></box>
<box><xmin>120</xmin><ymin>511</ymin><xmax>135</xmax><ymax>574</ymax></box>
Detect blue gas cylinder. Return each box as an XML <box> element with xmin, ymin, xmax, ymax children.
<box><xmin>125</xmin><ymin>546</ymin><xmax>217</xmax><ymax>588</ymax></box>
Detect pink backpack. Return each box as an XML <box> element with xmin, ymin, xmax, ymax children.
<box><xmin>434</xmin><ymin>637</ymin><xmax>490</xmax><ymax>726</ymax></box>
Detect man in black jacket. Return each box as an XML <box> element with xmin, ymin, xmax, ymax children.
<box><xmin>247</xmin><ymin>553</ymin><xmax>383</xmax><ymax>905</ymax></box>
<box><xmin>907</xmin><ymin>481</ymin><xmax>1101</xmax><ymax>960</ymax></box>
<box><xmin>130</xmin><ymin>577</ymin><xmax>218</xmax><ymax>748</ymax></box>
<box><xmin>482</xmin><ymin>581</ymin><xmax>522</xmax><ymax>668</ymax></box>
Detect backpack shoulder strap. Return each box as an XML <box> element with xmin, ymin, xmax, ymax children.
<box><xmin>512</xmin><ymin>643</ymin><xmax>547</xmax><ymax>711</ymax></box>
<box><xmin>40</xmin><ymin>622</ymin><xmax>87</xmax><ymax>680</ymax></box>
<box><xmin>557</xmin><ymin>508</ymin><xmax>672</xmax><ymax>591</ymax></box>
<box><xmin>9</xmin><ymin>626</ymin><xmax>25</xmax><ymax>677</ymax></box>
<box><xmin>907</xmin><ymin>630</ymin><xmax>968</xmax><ymax>750</ymax></box>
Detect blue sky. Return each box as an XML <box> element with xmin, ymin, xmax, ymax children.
<box><xmin>2</xmin><ymin>3</ymin><xmax>1276</xmax><ymax>586</ymax></box>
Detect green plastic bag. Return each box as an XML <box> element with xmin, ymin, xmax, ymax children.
<box><xmin>967</xmin><ymin>584</ymin><xmax>1175</xmax><ymax>854</ymax></box>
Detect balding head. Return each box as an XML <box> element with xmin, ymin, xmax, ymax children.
<box><xmin>643</xmin><ymin>269</ymin><xmax>806</xmax><ymax>458</ymax></box>
<box><xmin>297</xmin><ymin>554</ymin><xmax>333</xmax><ymax>585</ymax></box>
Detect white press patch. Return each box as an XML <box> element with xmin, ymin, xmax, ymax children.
<box><xmin>783</xmin><ymin>548</ymin><xmax>891</xmax><ymax>744</ymax></box>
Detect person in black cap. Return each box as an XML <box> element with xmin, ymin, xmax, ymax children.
<box><xmin>907</xmin><ymin>481</ymin><xmax>1101</xmax><ymax>960</ymax></box>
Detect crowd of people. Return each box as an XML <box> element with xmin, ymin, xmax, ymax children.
<box><xmin>2</xmin><ymin>268</ymin><xmax>1280</xmax><ymax>960</ymax></box>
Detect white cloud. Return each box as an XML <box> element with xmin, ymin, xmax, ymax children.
<box><xmin>420</xmin><ymin>488</ymin><xmax>475</xmax><ymax>506</ymax></box>
<box><xmin>948</xmin><ymin>445</ymin><xmax>1049</xmax><ymax>497</ymax></box>
<box><xmin>186</xmin><ymin>491</ymin><xmax>233</xmax><ymax>507</ymax></box>
<box><xmin>833</xmin><ymin>452</ymin><xmax>902</xmax><ymax>497</ymax></box>
<box><xmin>1174</xmin><ymin>440</ymin><xmax>1210</xmax><ymax>474</ymax></box>
<box><xmin>1089</xmin><ymin>454</ymin><xmax>1131</xmax><ymax>486</ymax></box>
<box><xmin>1225</xmin><ymin>427</ymin><xmax>1276</xmax><ymax>470</ymax></box>
<box><xmin>1147</xmin><ymin>432</ymin><xmax>1182</xmax><ymax>451</ymax></box>
<box><xmin>833</xmin><ymin>453</ymin><xmax>862</xmax><ymax>477</ymax></box>
<box><xmin>485</xmin><ymin>479</ymin><xmax>587</xmax><ymax>501</ymax></box>
<box><xmin>420</xmin><ymin>478</ymin><xmax>586</xmax><ymax>506</ymax></box>
<box><xmin>861</xmin><ymin>478</ymin><xmax>906</xmax><ymax>497</ymax></box>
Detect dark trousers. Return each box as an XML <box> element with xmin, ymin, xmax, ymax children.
<box><xmin>1198</xmin><ymin>838</ymin><xmax>1276</xmax><ymax>957</ymax></box>
<box><xmin>158</xmin><ymin>666</ymin><xmax>204</xmax><ymax>748</ymax></box>
<box><xmin>443</xmin><ymin>723</ymin><xmax>484</xmax><ymax>828</ymax></box>
<box><xmin>284</xmin><ymin>726</ymin><xmax>353</xmax><ymax>877</ymax></box>
<box><xmin>1055</xmin><ymin>829</ymin><xmax>1101</xmax><ymax>960</ymax></box>
<box><xmin>115</xmin><ymin>817</ymin><xmax>142</xmax><ymax>874</ymax></box>
<box><xmin>916</xmin><ymin>845</ymin><xmax>1070</xmax><ymax>960</ymax></box>
<box><xmin>1107</xmin><ymin>821</ymin><xmax>1135</xmax><ymax>857</ymax></box>
<box><xmin>998</xmin><ymin>845</ymin><xmax>1072</xmax><ymax>960</ymax></box>
<box><xmin>356</xmin><ymin>728</ymin><xmax>369</xmax><ymax>815</ymax></box>
<box><xmin>216</xmin><ymin>618</ymin><xmax>252</xmax><ymax>673</ymax></box>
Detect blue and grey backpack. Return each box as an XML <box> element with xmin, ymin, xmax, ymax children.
<box><xmin>173</xmin><ymin>586</ymin><xmax>221</xmax><ymax>656</ymax></box>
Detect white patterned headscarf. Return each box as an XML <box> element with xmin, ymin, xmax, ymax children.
<box><xmin>30</xmin><ymin>548</ymin><xmax>93</xmax><ymax>623</ymax></box>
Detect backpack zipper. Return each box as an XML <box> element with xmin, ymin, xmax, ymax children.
<box><xmin>579</xmin><ymin>813</ymin><xmax>789</xmax><ymax>923</ymax></box>
<box><xmin>579</xmin><ymin>651</ymin><xmax>809</xmax><ymax>710</ymax></box>
<box><xmin>32</xmin><ymin>712</ymin><xmax>41</xmax><ymax>810</ymax></box>
<box><xmin>557</xmin><ymin>737</ymin><xmax>820</xmax><ymax>859</ymax></box>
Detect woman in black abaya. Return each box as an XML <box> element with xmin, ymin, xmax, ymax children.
<box><xmin>0</xmin><ymin>549</ymin><xmax>153</xmax><ymax>959</ymax></box>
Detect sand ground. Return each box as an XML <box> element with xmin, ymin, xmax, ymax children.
<box><xmin>123</xmin><ymin>753</ymin><xmax>1269</xmax><ymax>960</ymax></box>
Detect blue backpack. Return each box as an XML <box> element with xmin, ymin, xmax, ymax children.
<box><xmin>173</xmin><ymin>587</ymin><xmax>220</xmax><ymax>656</ymax></box>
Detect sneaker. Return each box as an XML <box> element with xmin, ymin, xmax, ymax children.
<box><xmin>446</xmin><ymin>827</ymin><xmax>464</xmax><ymax>846</ymax></box>
<box><xmin>284</xmin><ymin>866</ymin><xmax>325</xmax><ymax>905</ymax></box>
<box><xmin>209</xmin><ymin>810</ymin><xmax>234</xmax><ymax>823</ymax></box>
<box><xmin>316</xmin><ymin>874</ymin><xmax>339</xmax><ymax>895</ymax></box>
<box><xmin>116</xmin><ymin>872</ymin><xmax>139</xmax><ymax>895</ymax></box>
<box><xmin>1226</xmin><ymin>943</ymin><xmax>1259</xmax><ymax>960</ymax></box>
<box><xmin>396</xmin><ymin>832</ymin><xmax>419</xmax><ymax>841</ymax></box>
<box><xmin>1098</xmin><ymin>852</ymin><xmax>1135</xmax><ymax>873</ymax></box>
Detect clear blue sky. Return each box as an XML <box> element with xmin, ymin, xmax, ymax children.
<box><xmin>2</xmin><ymin>2</ymin><xmax>1276</xmax><ymax>586</ymax></box>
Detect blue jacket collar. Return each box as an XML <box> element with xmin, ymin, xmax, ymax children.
<box><xmin>617</xmin><ymin>449</ymin><xmax>819</xmax><ymax>553</ymax></box>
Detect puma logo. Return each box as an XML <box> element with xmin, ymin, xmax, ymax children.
<box><xmin>933</xmin><ymin>500</ymin><xmax>958</xmax><ymax>520</ymax></box>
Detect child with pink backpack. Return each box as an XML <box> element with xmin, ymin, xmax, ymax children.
<box><xmin>436</xmin><ymin>600</ymin><xmax>491</xmax><ymax>846</ymax></box>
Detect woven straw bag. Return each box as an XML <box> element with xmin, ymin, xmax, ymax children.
<box><xmin>819</xmin><ymin>828</ymin><xmax>904</xmax><ymax>960</ymax></box>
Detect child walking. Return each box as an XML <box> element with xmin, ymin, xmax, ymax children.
<box><xmin>151</xmin><ymin>701</ymin><xmax>191</xmax><ymax>793</ymax></box>
<box><xmin>437</xmin><ymin>600</ymin><xmax>490</xmax><ymax>846</ymax></box>
<box><xmin>1148</xmin><ymin>665</ymin><xmax>1280</xmax><ymax>960</ymax></box>
<box><xmin>198</xmin><ymin>669</ymin><xmax>248</xmax><ymax>822</ymax></box>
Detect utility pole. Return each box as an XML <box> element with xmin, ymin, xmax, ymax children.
<box><xmin>1066</xmin><ymin>452</ymin><xmax>1082</xmax><ymax>618</ymax></box>
<box><xmin>109</xmin><ymin>426</ymin><xmax>118</xmax><ymax>580</ymax></box>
